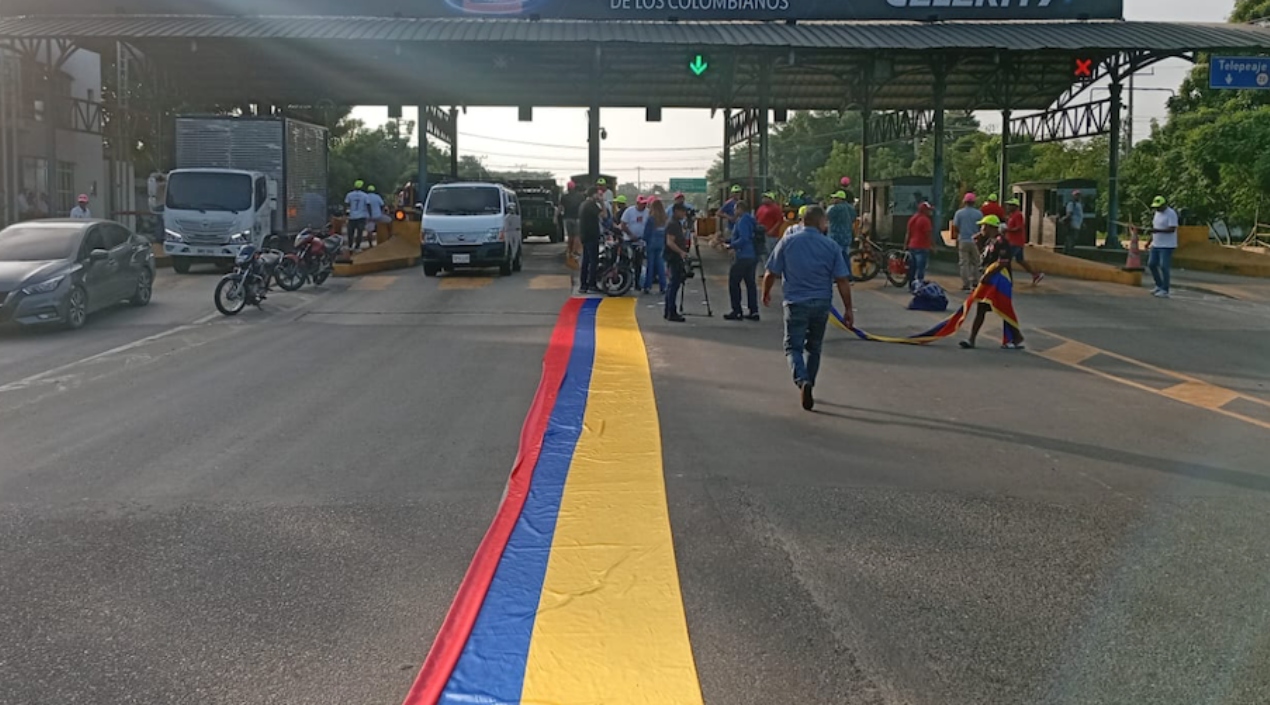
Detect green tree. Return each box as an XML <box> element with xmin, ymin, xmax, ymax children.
<box><xmin>329</xmin><ymin>119</ymin><xmax>450</xmax><ymax>206</ymax></box>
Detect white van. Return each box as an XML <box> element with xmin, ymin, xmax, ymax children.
<box><xmin>420</xmin><ymin>182</ymin><xmax>524</xmax><ymax>277</ymax></box>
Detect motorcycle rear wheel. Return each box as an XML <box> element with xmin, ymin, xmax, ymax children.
<box><xmin>275</xmin><ymin>259</ymin><xmax>305</xmax><ymax>291</ymax></box>
<box><xmin>214</xmin><ymin>277</ymin><xmax>248</xmax><ymax>316</ymax></box>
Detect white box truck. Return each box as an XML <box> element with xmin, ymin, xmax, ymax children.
<box><xmin>157</xmin><ymin>116</ymin><xmax>329</xmax><ymax>273</ymax></box>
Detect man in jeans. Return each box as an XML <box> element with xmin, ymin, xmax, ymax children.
<box><xmin>578</xmin><ymin>187</ymin><xmax>604</xmax><ymax>294</ymax></box>
<box><xmin>952</xmin><ymin>193</ymin><xmax>984</xmax><ymax>291</ymax></box>
<box><xmin>1145</xmin><ymin>195</ymin><xmax>1179</xmax><ymax>298</ymax></box>
<box><xmin>763</xmin><ymin>206</ymin><xmax>854</xmax><ymax>412</ymax></box>
<box><xmin>725</xmin><ymin>201</ymin><xmax>760</xmax><ymax>321</ymax></box>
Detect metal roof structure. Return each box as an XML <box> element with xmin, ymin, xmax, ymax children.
<box><xmin>3</xmin><ymin>16</ymin><xmax>1270</xmax><ymax>110</ymax></box>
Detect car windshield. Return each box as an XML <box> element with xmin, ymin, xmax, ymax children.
<box><xmin>166</xmin><ymin>172</ymin><xmax>253</xmax><ymax>212</ymax></box>
<box><xmin>0</xmin><ymin>225</ymin><xmax>82</xmax><ymax>262</ymax></box>
<box><xmin>427</xmin><ymin>187</ymin><xmax>502</xmax><ymax>216</ymax></box>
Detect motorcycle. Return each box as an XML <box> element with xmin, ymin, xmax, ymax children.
<box><xmin>596</xmin><ymin>230</ymin><xmax>639</xmax><ymax>297</ymax></box>
<box><xmin>276</xmin><ymin>224</ymin><xmax>342</xmax><ymax>291</ymax></box>
<box><xmin>214</xmin><ymin>245</ymin><xmax>284</xmax><ymax>316</ymax></box>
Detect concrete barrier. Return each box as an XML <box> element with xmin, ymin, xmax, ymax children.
<box><xmin>333</xmin><ymin>235</ymin><xmax>420</xmax><ymax>277</ymax></box>
<box><xmin>1173</xmin><ymin>242</ymin><xmax>1270</xmax><ymax>278</ymax></box>
<box><xmin>1024</xmin><ymin>246</ymin><xmax>1143</xmax><ymax>286</ymax></box>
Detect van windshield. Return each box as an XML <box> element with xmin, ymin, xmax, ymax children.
<box><xmin>427</xmin><ymin>187</ymin><xmax>502</xmax><ymax>216</ymax></box>
<box><xmin>166</xmin><ymin>172</ymin><xmax>253</xmax><ymax>213</ymax></box>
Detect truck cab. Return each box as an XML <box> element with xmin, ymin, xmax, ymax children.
<box><xmin>158</xmin><ymin>168</ymin><xmax>278</xmax><ymax>273</ymax></box>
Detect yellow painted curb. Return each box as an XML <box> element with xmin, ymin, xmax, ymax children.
<box><xmin>1027</xmin><ymin>247</ymin><xmax>1143</xmax><ymax>287</ymax></box>
<box><xmin>333</xmin><ymin>257</ymin><xmax>418</xmax><ymax>277</ymax></box>
<box><xmin>1174</xmin><ymin>242</ymin><xmax>1270</xmax><ymax>279</ymax></box>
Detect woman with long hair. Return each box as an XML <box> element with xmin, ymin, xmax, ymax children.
<box><xmin>643</xmin><ymin>198</ymin><xmax>669</xmax><ymax>294</ymax></box>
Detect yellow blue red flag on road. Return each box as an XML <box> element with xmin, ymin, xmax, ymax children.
<box><xmin>402</xmin><ymin>297</ymin><xmax>703</xmax><ymax>705</ymax></box>
<box><xmin>833</xmin><ymin>263</ymin><xmax>1023</xmax><ymax>346</ymax></box>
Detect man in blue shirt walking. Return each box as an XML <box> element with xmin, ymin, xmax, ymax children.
<box><xmin>725</xmin><ymin>201</ymin><xmax>761</xmax><ymax>321</ymax></box>
<box><xmin>763</xmin><ymin>206</ymin><xmax>855</xmax><ymax>411</ymax></box>
<box><xmin>826</xmin><ymin>189</ymin><xmax>857</xmax><ymax>259</ymax></box>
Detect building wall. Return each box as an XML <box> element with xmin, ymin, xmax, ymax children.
<box><xmin>0</xmin><ymin>44</ymin><xmax>106</xmax><ymax>224</ymax></box>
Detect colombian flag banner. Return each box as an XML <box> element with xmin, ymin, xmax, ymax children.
<box><xmin>402</xmin><ymin>298</ymin><xmax>703</xmax><ymax>705</ymax></box>
<box><xmin>833</xmin><ymin>263</ymin><xmax>1023</xmax><ymax>346</ymax></box>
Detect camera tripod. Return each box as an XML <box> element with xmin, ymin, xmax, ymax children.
<box><xmin>677</xmin><ymin>231</ymin><xmax>714</xmax><ymax>318</ymax></box>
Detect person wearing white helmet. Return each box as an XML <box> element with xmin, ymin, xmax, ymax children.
<box><xmin>69</xmin><ymin>194</ymin><xmax>92</xmax><ymax>219</ymax></box>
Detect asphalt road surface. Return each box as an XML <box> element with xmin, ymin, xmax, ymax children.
<box><xmin>3</xmin><ymin>242</ymin><xmax>1269</xmax><ymax>705</ymax></box>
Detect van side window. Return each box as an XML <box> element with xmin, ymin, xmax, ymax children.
<box><xmin>506</xmin><ymin>193</ymin><xmax>519</xmax><ymax>215</ymax></box>
<box><xmin>255</xmin><ymin>178</ymin><xmax>268</xmax><ymax>209</ymax></box>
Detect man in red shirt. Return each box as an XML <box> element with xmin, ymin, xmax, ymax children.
<box><xmin>1003</xmin><ymin>198</ymin><xmax>1044</xmax><ymax>285</ymax></box>
<box><xmin>906</xmin><ymin>201</ymin><xmax>934</xmax><ymax>285</ymax></box>
<box><xmin>981</xmin><ymin>193</ymin><xmax>1006</xmax><ymax>222</ymax></box>
<box><xmin>756</xmin><ymin>191</ymin><xmax>784</xmax><ymax>257</ymax></box>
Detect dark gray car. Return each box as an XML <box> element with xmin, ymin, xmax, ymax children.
<box><xmin>0</xmin><ymin>219</ymin><xmax>156</xmax><ymax>330</ymax></box>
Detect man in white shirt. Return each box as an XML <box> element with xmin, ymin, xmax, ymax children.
<box><xmin>69</xmin><ymin>194</ymin><xmax>92</xmax><ymax>219</ymax></box>
<box><xmin>1145</xmin><ymin>195</ymin><xmax>1179</xmax><ymax>298</ymax></box>
<box><xmin>619</xmin><ymin>195</ymin><xmax>650</xmax><ymax>242</ymax></box>
<box><xmin>345</xmin><ymin>180</ymin><xmax>369</xmax><ymax>250</ymax></box>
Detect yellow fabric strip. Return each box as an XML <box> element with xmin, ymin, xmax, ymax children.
<box><xmin>521</xmin><ymin>298</ymin><xmax>704</xmax><ymax>705</ymax></box>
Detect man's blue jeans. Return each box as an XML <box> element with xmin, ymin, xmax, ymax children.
<box><xmin>910</xmin><ymin>248</ymin><xmax>930</xmax><ymax>283</ymax></box>
<box><xmin>1148</xmin><ymin>246</ymin><xmax>1174</xmax><ymax>292</ymax></box>
<box><xmin>784</xmin><ymin>299</ymin><xmax>832</xmax><ymax>387</ymax></box>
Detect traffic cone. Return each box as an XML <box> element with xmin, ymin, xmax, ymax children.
<box><xmin>1123</xmin><ymin>229</ymin><xmax>1144</xmax><ymax>271</ymax></box>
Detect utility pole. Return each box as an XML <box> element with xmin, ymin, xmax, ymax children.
<box><xmin>636</xmin><ymin>166</ymin><xmax>642</xmax><ymax>191</ymax></box>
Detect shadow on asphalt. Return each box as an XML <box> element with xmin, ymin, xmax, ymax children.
<box><xmin>818</xmin><ymin>403</ymin><xmax>1270</xmax><ymax>494</ymax></box>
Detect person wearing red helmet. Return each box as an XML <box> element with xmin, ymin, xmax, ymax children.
<box><xmin>69</xmin><ymin>194</ymin><xmax>92</xmax><ymax>219</ymax></box>
<box><xmin>906</xmin><ymin>201</ymin><xmax>935</xmax><ymax>285</ymax></box>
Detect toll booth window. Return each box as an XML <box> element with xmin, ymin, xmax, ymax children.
<box><xmin>426</xmin><ymin>187</ymin><xmax>502</xmax><ymax>216</ymax></box>
<box><xmin>891</xmin><ymin>186</ymin><xmax>928</xmax><ymax>217</ymax></box>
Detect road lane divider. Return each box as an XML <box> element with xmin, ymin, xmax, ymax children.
<box><xmin>1033</xmin><ymin>328</ymin><xmax>1270</xmax><ymax>431</ymax></box>
<box><xmin>402</xmin><ymin>297</ymin><xmax>703</xmax><ymax>705</ymax></box>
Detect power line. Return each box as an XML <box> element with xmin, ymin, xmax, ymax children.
<box><xmin>458</xmin><ymin>131</ymin><xmax>723</xmax><ymax>152</ymax></box>
<box><xmin>460</xmin><ymin>146</ymin><xmax>718</xmax><ymax>165</ymax></box>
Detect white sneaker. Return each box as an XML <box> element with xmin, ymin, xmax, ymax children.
<box><xmin>1151</xmin><ymin>287</ymin><xmax>1162</xmax><ymax>295</ymax></box>
<box><xmin>1153</xmin><ymin>290</ymin><xmax>1170</xmax><ymax>298</ymax></box>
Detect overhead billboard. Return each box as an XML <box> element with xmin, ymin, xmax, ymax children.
<box><xmin>1</xmin><ymin>0</ymin><xmax>1126</xmax><ymax>21</ymax></box>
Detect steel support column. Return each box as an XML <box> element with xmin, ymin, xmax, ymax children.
<box><xmin>417</xmin><ymin>104</ymin><xmax>429</xmax><ymax>205</ymax></box>
<box><xmin>45</xmin><ymin>40</ymin><xmax>57</xmax><ymax>214</ymax></box>
<box><xmin>1107</xmin><ymin>78</ymin><xmax>1123</xmax><ymax>246</ymax></box>
<box><xmin>722</xmin><ymin>108</ymin><xmax>732</xmax><ymax>182</ymax></box>
<box><xmin>587</xmin><ymin>104</ymin><xmax>600</xmax><ymax>178</ymax></box>
<box><xmin>449</xmin><ymin>107</ymin><xmax>459</xmax><ymax>178</ymax></box>
<box><xmin>860</xmin><ymin>109</ymin><xmax>871</xmax><ymax>194</ymax></box>
<box><xmin>932</xmin><ymin>69</ymin><xmax>947</xmax><ymax>247</ymax></box>
<box><xmin>999</xmin><ymin>109</ymin><xmax>1012</xmax><ymax>200</ymax></box>
<box><xmin>588</xmin><ymin>47</ymin><xmax>601</xmax><ymax>178</ymax></box>
<box><xmin>758</xmin><ymin>65</ymin><xmax>771</xmax><ymax>198</ymax></box>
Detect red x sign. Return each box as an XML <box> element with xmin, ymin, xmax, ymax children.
<box><xmin>1074</xmin><ymin>58</ymin><xmax>1094</xmax><ymax>79</ymax></box>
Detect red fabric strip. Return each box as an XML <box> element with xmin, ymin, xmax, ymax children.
<box><xmin>400</xmin><ymin>297</ymin><xmax>586</xmax><ymax>705</ymax></box>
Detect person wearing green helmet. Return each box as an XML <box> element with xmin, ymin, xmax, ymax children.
<box><xmin>826</xmin><ymin>189</ymin><xmax>857</xmax><ymax>265</ymax></box>
<box><xmin>345</xmin><ymin>179</ymin><xmax>369</xmax><ymax>251</ymax></box>
<box><xmin>718</xmin><ymin>184</ymin><xmax>743</xmax><ymax>243</ymax></box>
<box><xmin>960</xmin><ymin>213</ymin><xmax>1026</xmax><ymax>351</ymax></box>
<box><xmin>1144</xmin><ymin>195</ymin><xmax>1178</xmax><ymax>298</ymax></box>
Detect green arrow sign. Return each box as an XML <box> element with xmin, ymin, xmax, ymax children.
<box><xmin>689</xmin><ymin>55</ymin><xmax>709</xmax><ymax>76</ymax></box>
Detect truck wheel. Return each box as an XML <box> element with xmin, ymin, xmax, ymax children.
<box><xmin>512</xmin><ymin>245</ymin><xmax>523</xmax><ymax>272</ymax></box>
<box><xmin>499</xmin><ymin>249</ymin><xmax>513</xmax><ymax>277</ymax></box>
<box><xmin>423</xmin><ymin>262</ymin><xmax>440</xmax><ymax>277</ymax></box>
<box><xmin>172</xmin><ymin>259</ymin><xmax>191</xmax><ymax>274</ymax></box>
